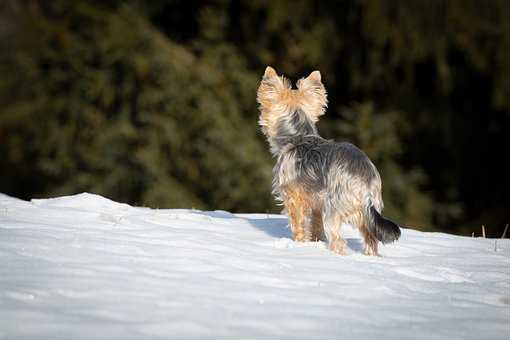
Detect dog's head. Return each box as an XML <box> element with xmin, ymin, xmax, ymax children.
<box><xmin>257</xmin><ymin>66</ymin><xmax>327</xmax><ymax>141</ymax></box>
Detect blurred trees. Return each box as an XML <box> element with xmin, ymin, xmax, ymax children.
<box><xmin>1</xmin><ymin>0</ymin><xmax>509</xmax><ymax>235</ymax></box>
<box><xmin>0</xmin><ymin>0</ymin><xmax>273</xmax><ymax>212</ymax></box>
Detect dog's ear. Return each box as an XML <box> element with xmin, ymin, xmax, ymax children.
<box><xmin>257</xmin><ymin>66</ymin><xmax>291</xmax><ymax>130</ymax></box>
<box><xmin>263</xmin><ymin>66</ymin><xmax>278</xmax><ymax>78</ymax></box>
<box><xmin>257</xmin><ymin>66</ymin><xmax>290</xmax><ymax>110</ymax></box>
<box><xmin>296</xmin><ymin>70</ymin><xmax>328</xmax><ymax>121</ymax></box>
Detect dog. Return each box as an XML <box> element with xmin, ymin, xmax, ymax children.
<box><xmin>257</xmin><ymin>66</ymin><xmax>400</xmax><ymax>255</ymax></box>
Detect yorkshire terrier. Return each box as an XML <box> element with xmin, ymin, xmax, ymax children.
<box><xmin>257</xmin><ymin>66</ymin><xmax>400</xmax><ymax>255</ymax></box>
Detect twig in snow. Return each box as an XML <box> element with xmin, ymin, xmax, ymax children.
<box><xmin>502</xmin><ymin>224</ymin><xmax>509</xmax><ymax>239</ymax></box>
<box><xmin>472</xmin><ymin>232</ymin><xmax>475</xmax><ymax>238</ymax></box>
<box><xmin>482</xmin><ymin>225</ymin><xmax>486</xmax><ymax>238</ymax></box>
<box><xmin>494</xmin><ymin>240</ymin><xmax>498</xmax><ymax>252</ymax></box>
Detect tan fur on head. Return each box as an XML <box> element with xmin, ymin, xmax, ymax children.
<box><xmin>257</xmin><ymin>66</ymin><xmax>328</xmax><ymax>137</ymax></box>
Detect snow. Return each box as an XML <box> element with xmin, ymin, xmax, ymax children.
<box><xmin>1</xmin><ymin>192</ymin><xmax>509</xmax><ymax>339</ymax></box>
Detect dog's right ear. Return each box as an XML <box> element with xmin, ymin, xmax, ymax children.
<box><xmin>257</xmin><ymin>66</ymin><xmax>290</xmax><ymax>111</ymax></box>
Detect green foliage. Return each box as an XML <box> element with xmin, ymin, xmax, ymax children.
<box><xmin>1</xmin><ymin>0</ymin><xmax>509</xmax><ymax>235</ymax></box>
<box><xmin>0</xmin><ymin>1</ymin><xmax>273</xmax><ymax>212</ymax></box>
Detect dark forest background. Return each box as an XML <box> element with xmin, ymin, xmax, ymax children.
<box><xmin>1</xmin><ymin>0</ymin><xmax>508</xmax><ymax>236</ymax></box>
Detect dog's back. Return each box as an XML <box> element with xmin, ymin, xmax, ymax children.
<box><xmin>275</xmin><ymin>136</ymin><xmax>377</xmax><ymax>193</ymax></box>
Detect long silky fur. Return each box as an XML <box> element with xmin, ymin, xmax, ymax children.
<box><xmin>257</xmin><ymin>66</ymin><xmax>401</xmax><ymax>255</ymax></box>
<box><xmin>367</xmin><ymin>205</ymin><xmax>401</xmax><ymax>244</ymax></box>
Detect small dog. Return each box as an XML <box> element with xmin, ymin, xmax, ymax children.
<box><xmin>257</xmin><ymin>66</ymin><xmax>400</xmax><ymax>255</ymax></box>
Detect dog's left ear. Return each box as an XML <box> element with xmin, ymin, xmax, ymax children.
<box><xmin>296</xmin><ymin>70</ymin><xmax>328</xmax><ymax>121</ymax></box>
<box><xmin>307</xmin><ymin>70</ymin><xmax>322</xmax><ymax>82</ymax></box>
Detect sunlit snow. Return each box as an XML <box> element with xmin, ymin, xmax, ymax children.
<box><xmin>1</xmin><ymin>193</ymin><xmax>509</xmax><ymax>339</ymax></box>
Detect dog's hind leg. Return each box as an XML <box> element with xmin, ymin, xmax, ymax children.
<box><xmin>322</xmin><ymin>209</ymin><xmax>347</xmax><ymax>255</ymax></box>
<box><xmin>359</xmin><ymin>223</ymin><xmax>379</xmax><ymax>256</ymax></box>
<box><xmin>340</xmin><ymin>208</ymin><xmax>380</xmax><ymax>256</ymax></box>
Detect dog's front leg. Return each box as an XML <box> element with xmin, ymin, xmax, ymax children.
<box><xmin>285</xmin><ymin>198</ymin><xmax>306</xmax><ymax>242</ymax></box>
<box><xmin>311</xmin><ymin>208</ymin><xmax>325</xmax><ymax>242</ymax></box>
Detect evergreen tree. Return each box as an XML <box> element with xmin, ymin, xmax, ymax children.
<box><xmin>0</xmin><ymin>1</ymin><xmax>273</xmax><ymax>212</ymax></box>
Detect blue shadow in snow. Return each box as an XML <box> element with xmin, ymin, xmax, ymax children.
<box><xmin>242</xmin><ymin>215</ymin><xmax>365</xmax><ymax>254</ymax></box>
<box><xmin>187</xmin><ymin>209</ymin><xmax>292</xmax><ymax>239</ymax></box>
<box><xmin>243</xmin><ymin>216</ymin><xmax>291</xmax><ymax>239</ymax></box>
<box><xmin>345</xmin><ymin>238</ymin><xmax>364</xmax><ymax>253</ymax></box>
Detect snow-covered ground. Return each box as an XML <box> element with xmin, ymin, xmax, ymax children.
<box><xmin>0</xmin><ymin>192</ymin><xmax>509</xmax><ymax>339</ymax></box>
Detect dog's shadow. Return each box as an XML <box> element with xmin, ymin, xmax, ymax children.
<box><xmin>345</xmin><ymin>238</ymin><xmax>364</xmax><ymax>253</ymax></box>
<box><xmin>244</xmin><ymin>216</ymin><xmax>292</xmax><ymax>239</ymax></box>
<box><xmin>245</xmin><ymin>215</ymin><xmax>366</xmax><ymax>254</ymax></box>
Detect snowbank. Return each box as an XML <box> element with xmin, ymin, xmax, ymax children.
<box><xmin>1</xmin><ymin>193</ymin><xmax>509</xmax><ymax>339</ymax></box>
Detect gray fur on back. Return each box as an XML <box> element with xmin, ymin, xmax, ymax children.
<box><xmin>271</xmin><ymin>109</ymin><xmax>382</xmax><ymax>214</ymax></box>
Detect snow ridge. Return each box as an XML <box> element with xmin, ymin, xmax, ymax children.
<box><xmin>1</xmin><ymin>193</ymin><xmax>509</xmax><ymax>339</ymax></box>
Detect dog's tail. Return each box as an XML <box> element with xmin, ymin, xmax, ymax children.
<box><xmin>365</xmin><ymin>201</ymin><xmax>401</xmax><ymax>244</ymax></box>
